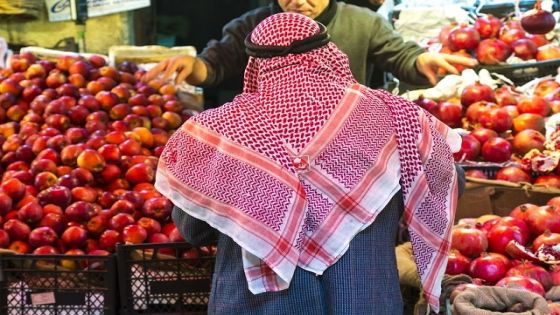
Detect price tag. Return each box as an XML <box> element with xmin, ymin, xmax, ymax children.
<box><xmin>31</xmin><ymin>292</ymin><xmax>55</xmax><ymax>305</ymax></box>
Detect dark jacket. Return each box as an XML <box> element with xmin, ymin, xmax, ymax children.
<box><xmin>199</xmin><ymin>1</ymin><xmax>428</xmax><ymax>90</ymax></box>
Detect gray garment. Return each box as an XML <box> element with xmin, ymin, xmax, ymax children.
<box><xmin>173</xmin><ymin>192</ymin><xmax>404</xmax><ymax>315</ymax></box>
<box><xmin>171</xmin><ymin>166</ymin><xmax>466</xmax><ymax>314</ymax></box>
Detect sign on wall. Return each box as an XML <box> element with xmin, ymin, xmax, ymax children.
<box><xmin>45</xmin><ymin>0</ymin><xmax>151</xmax><ymax>22</ymax></box>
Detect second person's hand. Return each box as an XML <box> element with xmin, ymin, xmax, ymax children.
<box><xmin>142</xmin><ymin>55</ymin><xmax>208</xmax><ymax>86</ymax></box>
<box><xmin>416</xmin><ymin>52</ymin><xmax>478</xmax><ymax>86</ymax></box>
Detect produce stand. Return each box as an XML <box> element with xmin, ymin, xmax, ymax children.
<box><xmin>1</xmin><ymin>1</ymin><xmax>560</xmax><ymax>314</ymax></box>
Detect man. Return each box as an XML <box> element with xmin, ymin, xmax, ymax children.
<box><xmin>144</xmin><ymin>0</ymin><xmax>476</xmax><ymax>93</ymax></box>
<box><xmin>156</xmin><ymin>12</ymin><xmax>462</xmax><ymax>314</ymax></box>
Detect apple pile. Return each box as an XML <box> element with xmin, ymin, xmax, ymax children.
<box><xmin>435</xmin><ymin>15</ymin><xmax>559</xmax><ymax>68</ymax></box>
<box><xmin>416</xmin><ymin>77</ymin><xmax>560</xmax><ymax>185</ymax></box>
<box><xmin>0</xmin><ymin>51</ymin><xmax>200</xmax><ymax>257</ymax></box>
<box><xmin>446</xmin><ymin>197</ymin><xmax>560</xmax><ymax>309</ymax></box>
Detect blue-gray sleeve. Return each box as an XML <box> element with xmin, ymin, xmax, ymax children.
<box><xmin>456</xmin><ymin>164</ymin><xmax>466</xmax><ymax>198</ymax></box>
<box><xmin>171</xmin><ymin>206</ymin><xmax>219</xmax><ymax>246</ymax></box>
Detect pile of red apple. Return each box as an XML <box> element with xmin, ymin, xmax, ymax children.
<box><xmin>434</xmin><ymin>15</ymin><xmax>559</xmax><ymax>68</ymax></box>
<box><xmin>0</xmin><ymin>51</ymin><xmax>202</xmax><ymax>259</ymax></box>
<box><xmin>416</xmin><ymin>77</ymin><xmax>560</xmax><ymax>186</ymax></box>
<box><xmin>447</xmin><ymin>197</ymin><xmax>560</xmax><ymax>311</ymax></box>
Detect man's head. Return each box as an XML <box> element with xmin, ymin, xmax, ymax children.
<box><xmin>277</xmin><ymin>0</ymin><xmax>329</xmax><ymax>19</ymax></box>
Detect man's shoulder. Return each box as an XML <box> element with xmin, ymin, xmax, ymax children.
<box><xmin>336</xmin><ymin>2</ymin><xmax>380</xmax><ymax>18</ymax></box>
<box><xmin>230</xmin><ymin>5</ymin><xmax>274</xmax><ymax>27</ymax></box>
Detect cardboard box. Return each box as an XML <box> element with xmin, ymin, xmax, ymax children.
<box><xmin>456</xmin><ymin>178</ymin><xmax>560</xmax><ymax>221</ymax></box>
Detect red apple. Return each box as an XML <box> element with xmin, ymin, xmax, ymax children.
<box><xmin>108</xmin><ymin>213</ymin><xmax>135</xmax><ymax>231</ymax></box>
<box><xmin>3</xmin><ymin>219</ymin><xmax>30</xmax><ymax>241</ymax></box>
<box><xmin>98</xmin><ymin>229</ymin><xmax>121</xmax><ymax>252</ymax></box>
<box><xmin>38</xmin><ymin>213</ymin><xmax>65</xmax><ymax>234</ymax></box>
<box><xmin>122</xmin><ymin>224</ymin><xmax>148</xmax><ymax>244</ymax></box>
<box><xmin>61</xmin><ymin>226</ymin><xmax>88</xmax><ymax>248</ymax></box>
<box><xmin>17</xmin><ymin>201</ymin><xmax>43</xmax><ymax>224</ymax></box>
<box><xmin>142</xmin><ymin>197</ymin><xmax>173</xmax><ymax>221</ymax></box>
<box><xmin>29</xmin><ymin>226</ymin><xmax>58</xmax><ymax>248</ymax></box>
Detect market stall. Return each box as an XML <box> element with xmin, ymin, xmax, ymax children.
<box><xmin>0</xmin><ymin>1</ymin><xmax>560</xmax><ymax>315</ymax></box>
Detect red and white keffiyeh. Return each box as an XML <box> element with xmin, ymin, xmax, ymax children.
<box><xmin>155</xmin><ymin>13</ymin><xmax>461</xmax><ymax>312</ymax></box>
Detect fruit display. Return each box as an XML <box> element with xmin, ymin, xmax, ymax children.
<box><xmin>446</xmin><ymin>197</ymin><xmax>560</xmax><ymax>311</ymax></box>
<box><xmin>414</xmin><ymin>71</ymin><xmax>560</xmax><ymax>185</ymax></box>
<box><xmin>431</xmin><ymin>1</ymin><xmax>558</xmax><ymax>66</ymax></box>
<box><xmin>0</xmin><ymin>51</ymin><xmax>200</xmax><ymax>257</ymax></box>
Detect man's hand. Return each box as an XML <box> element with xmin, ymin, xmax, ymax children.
<box><xmin>416</xmin><ymin>52</ymin><xmax>478</xmax><ymax>85</ymax></box>
<box><xmin>142</xmin><ymin>55</ymin><xmax>208</xmax><ymax>85</ymax></box>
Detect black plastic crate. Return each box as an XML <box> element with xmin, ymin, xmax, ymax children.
<box><xmin>117</xmin><ymin>242</ymin><xmax>215</xmax><ymax>315</ymax></box>
<box><xmin>458</xmin><ymin>162</ymin><xmax>503</xmax><ymax>179</ymax></box>
<box><xmin>481</xmin><ymin>59</ymin><xmax>560</xmax><ymax>86</ymax></box>
<box><xmin>0</xmin><ymin>253</ymin><xmax>118</xmax><ymax>315</ymax></box>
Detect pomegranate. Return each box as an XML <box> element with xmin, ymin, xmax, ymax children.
<box><xmin>496</xmin><ymin>217</ymin><xmax>531</xmax><ymax>242</ymax></box>
<box><xmin>415</xmin><ymin>96</ymin><xmax>438</xmax><ymax>116</ymax></box>
<box><xmin>446</xmin><ymin>249</ymin><xmax>471</xmax><ymax>275</ymax></box>
<box><xmin>502</xmin><ymin>105</ymin><xmax>520</xmax><ymax>119</ymax></box>
<box><xmin>496</xmin><ymin>166</ymin><xmax>531</xmax><ymax>183</ymax></box>
<box><xmin>521</xmin><ymin>0</ymin><xmax>556</xmax><ymax>35</ymax></box>
<box><xmin>512</xmin><ymin>113</ymin><xmax>545</xmax><ymax>133</ymax></box>
<box><xmin>437</xmin><ymin>101</ymin><xmax>463</xmax><ymax>127</ymax></box>
<box><xmin>499</xmin><ymin>27</ymin><xmax>527</xmax><ymax>46</ymax></box>
<box><xmin>496</xmin><ymin>276</ymin><xmax>545</xmax><ymax>296</ymax></box>
<box><xmin>477</xmin><ymin>217</ymin><xmax>501</xmax><ymax>236</ymax></box>
<box><xmin>517</xmin><ymin>96</ymin><xmax>550</xmax><ymax>117</ymax></box>
<box><xmin>481</xmin><ymin>137</ymin><xmax>512</xmax><ymax>163</ymax></box>
<box><xmin>448</xmin><ymin>25</ymin><xmax>480</xmax><ymax>51</ymax></box>
<box><xmin>535</xmin><ymin>243</ymin><xmax>560</xmax><ymax>264</ymax></box>
<box><xmin>511</xmin><ymin>129</ymin><xmax>545</xmax><ymax>156</ymax></box>
<box><xmin>495</xmin><ymin>86</ymin><xmax>519</xmax><ymax>106</ymax></box>
<box><xmin>509</xmin><ymin>203</ymin><xmax>538</xmax><ymax>222</ymax></box>
<box><xmin>469</xmin><ymin>252</ymin><xmax>509</xmax><ymax>284</ymax></box>
<box><xmin>532</xmin><ymin>230</ymin><xmax>560</xmax><ymax>252</ymax></box>
<box><xmin>511</xmin><ymin>38</ymin><xmax>538</xmax><ymax>60</ymax></box>
<box><xmin>506</xmin><ymin>262</ymin><xmax>553</xmax><ymax>290</ymax></box>
<box><xmin>536</xmin><ymin>46</ymin><xmax>560</xmax><ymax>61</ymax></box>
<box><xmin>453</xmin><ymin>134</ymin><xmax>481</xmax><ymax>162</ymax></box>
<box><xmin>478</xmin><ymin>107</ymin><xmax>512</xmax><ymax>133</ymax></box>
<box><xmin>488</xmin><ymin>225</ymin><xmax>530</xmax><ymax>254</ymax></box>
<box><xmin>534</xmin><ymin>80</ymin><xmax>560</xmax><ymax>97</ymax></box>
<box><xmin>439</xmin><ymin>22</ymin><xmax>458</xmax><ymax>47</ymax></box>
<box><xmin>526</xmin><ymin>34</ymin><xmax>549</xmax><ymax>47</ymax></box>
<box><xmin>470</xmin><ymin>128</ymin><xmax>498</xmax><ymax>144</ymax></box>
<box><xmin>461</xmin><ymin>83</ymin><xmax>496</xmax><ymax>107</ymax></box>
<box><xmin>526</xmin><ymin>206</ymin><xmax>560</xmax><ymax>236</ymax></box>
<box><xmin>474</xmin><ymin>15</ymin><xmax>502</xmax><ymax>39</ymax></box>
<box><xmin>549</xmin><ymin>303</ymin><xmax>560</xmax><ymax>315</ymax></box>
<box><xmin>465</xmin><ymin>101</ymin><xmax>498</xmax><ymax>123</ymax></box>
<box><xmin>451</xmin><ymin>225</ymin><xmax>488</xmax><ymax>258</ymax></box>
<box><xmin>534</xmin><ymin>175</ymin><xmax>560</xmax><ymax>189</ymax></box>
<box><xmin>476</xmin><ymin>214</ymin><xmax>501</xmax><ymax>225</ymax></box>
<box><xmin>465</xmin><ymin>169</ymin><xmax>488</xmax><ymax>179</ymax></box>
<box><xmin>547</xmin><ymin>196</ymin><xmax>560</xmax><ymax>208</ymax></box>
<box><xmin>550</xmin><ymin>265</ymin><xmax>560</xmax><ymax>286</ymax></box>
<box><xmin>476</xmin><ymin>39</ymin><xmax>512</xmax><ymax>65</ymax></box>
<box><xmin>505</xmin><ymin>240</ymin><xmax>541</xmax><ymax>264</ymax></box>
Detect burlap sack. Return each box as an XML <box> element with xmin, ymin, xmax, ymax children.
<box><xmin>453</xmin><ymin>286</ymin><xmax>550</xmax><ymax>315</ymax></box>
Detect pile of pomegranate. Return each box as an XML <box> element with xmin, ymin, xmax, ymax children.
<box><xmin>434</xmin><ymin>7</ymin><xmax>558</xmax><ymax>67</ymax></box>
<box><xmin>0</xmin><ymin>51</ymin><xmax>210</xmax><ymax>260</ymax></box>
<box><xmin>447</xmin><ymin>197</ymin><xmax>560</xmax><ymax>310</ymax></box>
<box><xmin>416</xmin><ymin>76</ymin><xmax>560</xmax><ymax>186</ymax></box>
